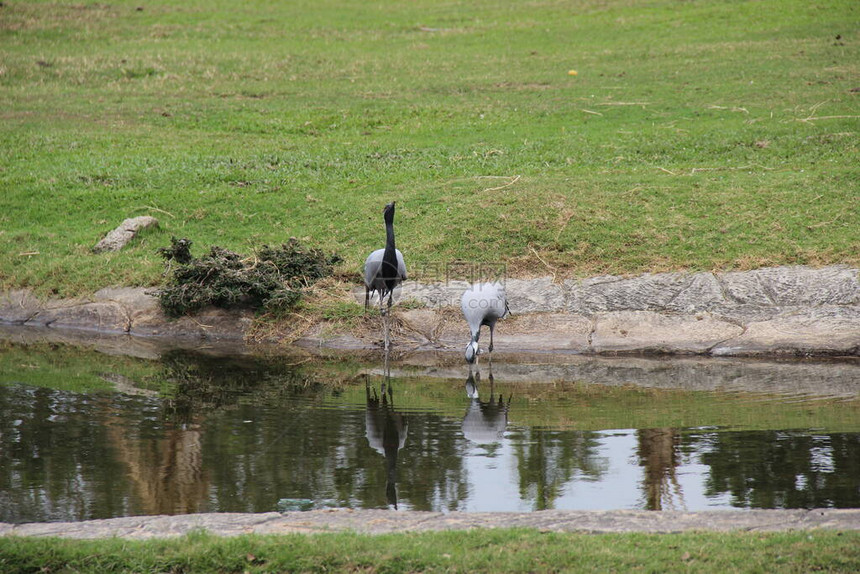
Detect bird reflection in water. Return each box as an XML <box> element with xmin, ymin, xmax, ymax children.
<box><xmin>462</xmin><ymin>364</ymin><xmax>511</xmax><ymax>445</ymax></box>
<box><xmin>365</xmin><ymin>350</ymin><xmax>408</xmax><ymax>509</ymax></box>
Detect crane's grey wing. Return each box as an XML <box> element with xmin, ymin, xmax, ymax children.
<box><xmin>364</xmin><ymin>249</ymin><xmax>385</xmax><ymax>289</ymax></box>
<box><xmin>461</xmin><ymin>286</ymin><xmax>484</xmax><ymax>337</ymax></box>
<box><xmin>494</xmin><ymin>283</ymin><xmax>509</xmax><ymax>318</ymax></box>
<box><xmin>395</xmin><ymin>249</ymin><xmax>407</xmax><ymax>281</ymax></box>
<box><xmin>476</xmin><ymin>282</ymin><xmax>507</xmax><ymax>323</ymax></box>
<box><xmin>461</xmin><ymin>286</ymin><xmax>474</xmax><ymax>317</ymax></box>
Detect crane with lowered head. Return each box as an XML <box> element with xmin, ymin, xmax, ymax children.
<box><xmin>461</xmin><ymin>281</ymin><xmax>509</xmax><ymax>364</ymax></box>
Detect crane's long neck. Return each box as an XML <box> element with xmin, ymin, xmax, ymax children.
<box><xmin>382</xmin><ymin>218</ymin><xmax>397</xmax><ymax>283</ymax></box>
<box><xmin>469</xmin><ymin>321</ymin><xmax>481</xmax><ymax>343</ymax></box>
<box><xmin>384</xmin><ymin>219</ymin><xmax>396</xmax><ymax>254</ymax></box>
<box><xmin>381</xmin><ymin>215</ymin><xmax>399</xmax><ymax>294</ymax></box>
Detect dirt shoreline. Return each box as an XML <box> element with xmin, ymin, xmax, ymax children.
<box><xmin>1</xmin><ymin>265</ymin><xmax>859</xmax><ymax>358</ymax></box>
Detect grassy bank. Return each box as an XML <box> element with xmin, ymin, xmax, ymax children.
<box><xmin>1</xmin><ymin>0</ymin><xmax>858</xmax><ymax>298</ymax></box>
<box><xmin>2</xmin><ymin>529</ymin><xmax>859</xmax><ymax>573</ymax></box>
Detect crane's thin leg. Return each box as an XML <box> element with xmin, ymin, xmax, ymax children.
<box><xmin>365</xmin><ymin>288</ymin><xmax>370</xmax><ymax>313</ymax></box>
<box><xmin>386</xmin><ymin>288</ymin><xmax>396</xmax><ymax>348</ymax></box>
<box><xmin>488</xmin><ymin>325</ymin><xmax>495</xmax><ymax>353</ymax></box>
<box><xmin>385</xmin><ymin>319</ymin><xmax>390</xmax><ymax>350</ymax></box>
<box><xmin>380</xmin><ymin>294</ymin><xmax>390</xmax><ymax>351</ymax></box>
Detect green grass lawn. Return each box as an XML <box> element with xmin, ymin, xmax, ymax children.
<box><xmin>1</xmin><ymin>0</ymin><xmax>858</xmax><ymax>297</ymax></box>
<box><xmin>2</xmin><ymin>529</ymin><xmax>859</xmax><ymax>574</ymax></box>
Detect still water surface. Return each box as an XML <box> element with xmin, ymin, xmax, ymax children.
<box><xmin>1</xmin><ymin>340</ymin><xmax>858</xmax><ymax>522</ymax></box>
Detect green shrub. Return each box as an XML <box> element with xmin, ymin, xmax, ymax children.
<box><xmin>156</xmin><ymin>238</ymin><xmax>341</xmax><ymax>317</ymax></box>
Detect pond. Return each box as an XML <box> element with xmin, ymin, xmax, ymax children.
<box><xmin>1</xmin><ymin>332</ymin><xmax>858</xmax><ymax>523</ymax></box>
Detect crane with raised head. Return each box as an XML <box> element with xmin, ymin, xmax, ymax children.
<box><xmin>364</xmin><ymin>202</ymin><xmax>407</xmax><ymax>350</ymax></box>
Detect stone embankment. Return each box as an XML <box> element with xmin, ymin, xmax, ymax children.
<box><xmin>3</xmin><ymin>509</ymin><xmax>859</xmax><ymax>539</ymax></box>
<box><xmin>2</xmin><ymin>265</ymin><xmax>859</xmax><ymax>357</ymax></box>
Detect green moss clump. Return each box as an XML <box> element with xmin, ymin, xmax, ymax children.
<box><xmin>156</xmin><ymin>238</ymin><xmax>341</xmax><ymax>317</ymax></box>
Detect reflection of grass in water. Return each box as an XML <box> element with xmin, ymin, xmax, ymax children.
<box><xmin>2</xmin><ymin>342</ymin><xmax>858</xmax><ymax>432</ymax></box>
<box><xmin>527</xmin><ymin>382</ymin><xmax>860</xmax><ymax>434</ymax></box>
<box><xmin>183</xmin><ymin>353</ymin><xmax>860</xmax><ymax>433</ymax></box>
<box><xmin>155</xmin><ymin>350</ymin><xmax>349</xmax><ymax>423</ymax></box>
<box><xmin>0</xmin><ymin>341</ymin><xmax>163</xmax><ymax>394</ymax></box>
<box><xmin>331</xmin><ymin>376</ymin><xmax>860</xmax><ymax>433</ymax></box>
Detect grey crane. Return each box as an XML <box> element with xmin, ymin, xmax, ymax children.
<box><xmin>364</xmin><ymin>201</ymin><xmax>407</xmax><ymax>350</ymax></box>
<box><xmin>461</xmin><ymin>281</ymin><xmax>509</xmax><ymax>364</ymax></box>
